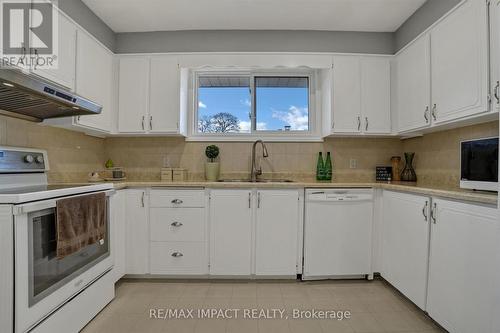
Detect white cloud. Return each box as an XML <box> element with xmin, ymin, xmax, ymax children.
<box><xmin>256</xmin><ymin>122</ymin><xmax>267</xmax><ymax>130</ymax></box>
<box><xmin>272</xmin><ymin>106</ymin><xmax>309</xmax><ymax>130</ymax></box>
<box><xmin>198</xmin><ymin>101</ymin><xmax>207</xmax><ymax>108</ymax></box>
<box><xmin>241</xmin><ymin>99</ymin><xmax>251</xmax><ymax>107</ymax></box>
<box><xmin>238</xmin><ymin>121</ymin><xmax>267</xmax><ymax>132</ymax></box>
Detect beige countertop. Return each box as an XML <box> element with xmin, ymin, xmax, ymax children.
<box><xmin>53</xmin><ymin>180</ymin><xmax>498</xmax><ymax>206</ymax></box>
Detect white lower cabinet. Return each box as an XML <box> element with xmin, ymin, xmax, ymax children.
<box><xmin>381</xmin><ymin>191</ymin><xmax>430</xmax><ymax>310</ymax></box>
<box><xmin>255</xmin><ymin>190</ymin><xmax>300</xmax><ymax>276</ymax></box>
<box><xmin>209</xmin><ymin>189</ymin><xmax>253</xmax><ymax>275</ymax></box>
<box><xmin>427</xmin><ymin>198</ymin><xmax>499</xmax><ymax>333</ymax></box>
<box><xmin>124</xmin><ymin>189</ymin><xmax>149</xmax><ymax>274</ymax></box>
<box><xmin>149</xmin><ymin>189</ymin><xmax>208</xmax><ymax>275</ymax></box>
<box><xmin>110</xmin><ymin>190</ymin><xmax>126</xmax><ymax>282</ymax></box>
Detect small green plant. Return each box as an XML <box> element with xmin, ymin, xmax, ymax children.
<box><xmin>105</xmin><ymin>159</ymin><xmax>114</xmax><ymax>168</ymax></box>
<box><xmin>205</xmin><ymin>145</ymin><xmax>219</xmax><ymax>162</ymax></box>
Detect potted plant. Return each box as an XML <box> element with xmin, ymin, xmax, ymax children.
<box><xmin>205</xmin><ymin>145</ymin><xmax>220</xmax><ymax>181</ymax></box>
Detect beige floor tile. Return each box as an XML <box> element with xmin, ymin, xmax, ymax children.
<box><xmin>258</xmin><ymin>319</ymin><xmax>291</xmax><ymax>333</ymax></box>
<box><xmin>231</xmin><ymin>284</ymin><xmax>257</xmax><ymax>298</ymax></box>
<box><xmin>226</xmin><ymin>319</ymin><xmax>259</xmax><ymax>333</ymax></box>
<box><xmin>348</xmin><ymin>313</ymin><xmax>386</xmax><ymax>332</ymax></box>
<box><xmin>319</xmin><ymin>318</ymin><xmax>355</xmax><ymax>333</ymax></box>
<box><xmin>194</xmin><ymin>318</ymin><xmax>227</xmax><ymax>333</ymax></box>
<box><xmin>288</xmin><ymin>319</ymin><xmax>323</xmax><ymax>333</ymax></box>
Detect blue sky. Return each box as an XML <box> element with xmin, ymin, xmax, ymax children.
<box><xmin>198</xmin><ymin>87</ymin><xmax>308</xmax><ymax>132</ymax></box>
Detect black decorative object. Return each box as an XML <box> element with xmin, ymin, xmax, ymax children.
<box><xmin>401</xmin><ymin>152</ymin><xmax>417</xmax><ymax>182</ymax></box>
<box><xmin>376</xmin><ymin>166</ymin><xmax>392</xmax><ymax>181</ymax></box>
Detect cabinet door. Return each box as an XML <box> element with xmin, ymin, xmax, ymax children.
<box><xmin>361</xmin><ymin>57</ymin><xmax>391</xmax><ymax>134</ymax></box>
<box><xmin>381</xmin><ymin>191</ymin><xmax>430</xmax><ymax>310</ymax></box>
<box><xmin>110</xmin><ymin>190</ymin><xmax>126</xmax><ymax>282</ymax></box>
<box><xmin>332</xmin><ymin>56</ymin><xmax>361</xmax><ymax>133</ymax></box>
<box><xmin>427</xmin><ymin>198</ymin><xmax>499</xmax><ymax>333</ymax></box>
<box><xmin>255</xmin><ymin>190</ymin><xmax>299</xmax><ymax>276</ymax></box>
<box><xmin>124</xmin><ymin>189</ymin><xmax>149</xmax><ymax>274</ymax></box>
<box><xmin>75</xmin><ymin>31</ymin><xmax>113</xmax><ymax>132</ymax></box>
<box><xmin>32</xmin><ymin>12</ymin><xmax>76</xmax><ymax>90</ymax></box>
<box><xmin>209</xmin><ymin>190</ymin><xmax>253</xmax><ymax>275</ymax></box>
<box><xmin>118</xmin><ymin>57</ymin><xmax>149</xmax><ymax>133</ymax></box>
<box><xmin>396</xmin><ymin>35</ymin><xmax>431</xmax><ymax>132</ymax></box>
<box><xmin>430</xmin><ymin>0</ymin><xmax>489</xmax><ymax>124</ymax></box>
<box><xmin>149</xmin><ymin>56</ymin><xmax>180</xmax><ymax>133</ymax></box>
<box><xmin>491</xmin><ymin>0</ymin><xmax>500</xmax><ymax>111</ymax></box>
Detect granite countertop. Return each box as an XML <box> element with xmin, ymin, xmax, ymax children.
<box><xmin>52</xmin><ymin>179</ymin><xmax>499</xmax><ymax>206</ymax></box>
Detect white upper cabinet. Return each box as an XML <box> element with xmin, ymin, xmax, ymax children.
<box><xmin>330</xmin><ymin>55</ymin><xmax>391</xmax><ymax>135</ymax></box>
<box><xmin>396</xmin><ymin>35</ymin><xmax>432</xmax><ymax>132</ymax></box>
<box><xmin>427</xmin><ymin>198</ymin><xmax>499</xmax><ymax>333</ymax></box>
<box><xmin>381</xmin><ymin>191</ymin><xmax>430</xmax><ymax>310</ymax></box>
<box><xmin>149</xmin><ymin>56</ymin><xmax>181</xmax><ymax>133</ymax></box>
<box><xmin>361</xmin><ymin>57</ymin><xmax>391</xmax><ymax>134</ymax></box>
<box><xmin>74</xmin><ymin>30</ymin><xmax>114</xmax><ymax>132</ymax></box>
<box><xmin>31</xmin><ymin>12</ymin><xmax>76</xmax><ymax>90</ymax></box>
<box><xmin>430</xmin><ymin>0</ymin><xmax>489</xmax><ymax>124</ymax></box>
<box><xmin>332</xmin><ymin>56</ymin><xmax>362</xmax><ymax>133</ymax></box>
<box><xmin>255</xmin><ymin>190</ymin><xmax>299</xmax><ymax>276</ymax></box>
<box><xmin>490</xmin><ymin>0</ymin><xmax>500</xmax><ymax>111</ymax></box>
<box><xmin>118</xmin><ymin>57</ymin><xmax>149</xmax><ymax>133</ymax></box>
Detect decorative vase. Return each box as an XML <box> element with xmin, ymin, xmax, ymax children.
<box><xmin>205</xmin><ymin>162</ymin><xmax>220</xmax><ymax>181</ymax></box>
<box><xmin>391</xmin><ymin>156</ymin><xmax>401</xmax><ymax>181</ymax></box>
<box><xmin>400</xmin><ymin>152</ymin><xmax>417</xmax><ymax>182</ymax></box>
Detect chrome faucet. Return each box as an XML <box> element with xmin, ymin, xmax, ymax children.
<box><xmin>251</xmin><ymin>140</ymin><xmax>269</xmax><ymax>182</ymax></box>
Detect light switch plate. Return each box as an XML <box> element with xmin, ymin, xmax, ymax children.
<box><xmin>349</xmin><ymin>158</ymin><xmax>358</xmax><ymax>169</ymax></box>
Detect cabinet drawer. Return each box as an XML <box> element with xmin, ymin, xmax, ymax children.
<box><xmin>150</xmin><ymin>242</ymin><xmax>207</xmax><ymax>275</ymax></box>
<box><xmin>150</xmin><ymin>189</ymin><xmax>205</xmax><ymax>208</ymax></box>
<box><xmin>150</xmin><ymin>208</ymin><xmax>205</xmax><ymax>242</ymax></box>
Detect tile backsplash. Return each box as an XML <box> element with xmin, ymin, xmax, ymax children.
<box><xmin>0</xmin><ymin>114</ymin><xmax>497</xmax><ymax>187</ymax></box>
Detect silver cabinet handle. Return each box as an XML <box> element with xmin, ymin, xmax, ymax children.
<box><xmin>141</xmin><ymin>116</ymin><xmax>145</xmax><ymax>130</ymax></box>
<box><xmin>248</xmin><ymin>192</ymin><xmax>251</xmax><ymax>208</ymax></box>
<box><xmin>422</xmin><ymin>201</ymin><xmax>428</xmax><ymax>221</ymax></box>
<box><xmin>494</xmin><ymin>81</ymin><xmax>499</xmax><ymax>104</ymax></box>
<box><xmin>171</xmin><ymin>199</ymin><xmax>183</xmax><ymax>204</ymax></box>
<box><xmin>430</xmin><ymin>202</ymin><xmax>437</xmax><ymax>224</ymax></box>
<box><xmin>365</xmin><ymin>117</ymin><xmax>368</xmax><ymax>131</ymax></box>
<box><xmin>171</xmin><ymin>252</ymin><xmax>183</xmax><ymax>258</ymax></box>
<box><xmin>171</xmin><ymin>221</ymin><xmax>183</xmax><ymax>227</ymax></box>
<box><xmin>149</xmin><ymin>116</ymin><xmax>153</xmax><ymax>130</ymax></box>
<box><xmin>257</xmin><ymin>192</ymin><xmax>261</xmax><ymax>208</ymax></box>
<box><xmin>141</xmin><ymin>191</ymin><xmax>145</xmax><ymax>207</ymax></box>
<box><xmin>431</xmin><ymin>104</ymin><xmax>437</xmax><ymax>121</ymax></box>
<box><xmin>357</xmin><ymin>116</ymin><xmax>361</xmax><ymax>131</ymax></box>
<box><xmin>424</xmin><ymin>106</ymin><xmax>429</xmax><ymax>123</ymax></box>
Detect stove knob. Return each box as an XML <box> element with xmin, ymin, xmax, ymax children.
<box><xmin>24</xmin><ymin>155</ymin><xmax>34</xmax><ymax>163</ymax></box>
<box><xmin>35</xmin><ymin>155</ymin><xmax>44</xmax><ymax>164</ymax></box>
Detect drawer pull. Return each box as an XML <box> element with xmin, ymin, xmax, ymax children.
<box><xmin>171</xmin><ymin>252</ymin><xmax>183</xmax><ymax>258</ymax></box>
<box><xmin>171</xmin><ymin>221</ymin><xmax>183</xmax><ymax>227</ymax></box>
<box><xmin>171</xmin><ymin>199</ymin><xmax>183</xmax><ymax>204</ymax></box>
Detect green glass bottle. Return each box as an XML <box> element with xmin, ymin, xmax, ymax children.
<box><xmin>316</xmin><ymin>152</ymin><xmax>325</xmax><ymax>181</ymax></box>
<box><xmin>324</xmin><ymin>152</ymin><xmax>332</xmax><ymax>181</ymax></box>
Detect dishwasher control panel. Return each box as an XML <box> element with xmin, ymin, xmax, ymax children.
<box><xmin>306</xmin><ymin>188</ymin><xmax>373</xmax><ymax>202</ymax></box>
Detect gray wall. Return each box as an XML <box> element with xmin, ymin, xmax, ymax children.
<box><xmin>394</xmin><ymin>0</ymin><xmax>461</xmax><ymax>52</ymax></box>
<box><xmin>115</xmin><ymin>30</ymin><xmax>395</xmax><ymax>55</ymax></box>
<box><xmin>58</xmin><ymin>0</ymin><xmax>116</xmax><ymax>51</ymax></box>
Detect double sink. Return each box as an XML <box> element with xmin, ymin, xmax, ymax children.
<box><xmin>217</xmin><ymin>179</ymin><xmax>295</xmax><ymax>183</ymax></box>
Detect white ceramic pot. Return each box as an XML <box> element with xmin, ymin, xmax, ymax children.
<box><xmin>205</xmin><ymin>162</ymin><xmax>220</xmax><ymax>181</ymax></box>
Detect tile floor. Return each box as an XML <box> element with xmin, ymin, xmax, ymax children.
<box><xmin>81</xmin><ymin>279</ymin><xmax>446</xmax><ymax>333</ymax></box>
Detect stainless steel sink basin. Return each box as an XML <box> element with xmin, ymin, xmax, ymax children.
<box><xmin>217</xmin><ymin>179</ymin><xmax>294</xmax><ymax>183</ymax></box>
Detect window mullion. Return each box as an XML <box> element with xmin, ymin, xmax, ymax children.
<box><xmin>250</xmin><ymin>74</ymin><xmax>256</xmax><ymax>133</ymax></box>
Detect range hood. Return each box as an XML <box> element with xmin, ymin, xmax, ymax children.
<box><xmin>0</xmin><ymin>68</ymin><xmax>101</xmax><ymax>122</ymax></box>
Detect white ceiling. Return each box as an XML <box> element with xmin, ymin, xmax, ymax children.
<box><xmin>82</xmin><ymin>0</ymin><xmax>427</xmax><ymax>33</ymax></box>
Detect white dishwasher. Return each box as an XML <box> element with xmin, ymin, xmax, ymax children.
<box><xmin>303</xmin><ymin>188</ymin><xmax>374</xmax><ymax>280</ymax></box>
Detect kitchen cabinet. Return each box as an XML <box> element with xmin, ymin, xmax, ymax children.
<box><xmin>110</xmin><ymin>190</ymin><xmax>126</xmax><ymax>283</ymax></box>
<box><xmin>118</xmin><ymin>55</ymin><xmax>186</xmax><ymax>134</ymax></box>
<box><xmin>430</xmin><ymin>0</ymin><xmax>489</xmax><ymax>124</ymax></box>
<box><xmin>74</xmin><ymin>29</ymin><xmax>114</xmax><ymax>132</ymax></box>
<box><xmin>331</xmin><ymin>56</ymin><xmax>391</xmax><ymax>135</ymax></box>
<box><xmin>31</xmin><ymin>11</ymin><xmax>76</xmax><ymax>90</ymax></box>
<box><xmin>381</xmin><ymin>191</ymin><xmax>430</xmax><ymax>310</ymax></box>
<box><xmin>255</xmin><ymin>190</ymin><xmax>300</xmax><ymax>276</ymax></box>
<box><xmin>427</xmin><ymin>198</ymin><xmax>499</xmax><ymax>333</ymax></box>
<box><xmin>118</xmin><ymin>57</ymin><xmax>149</xmax><ymax>133</ymax></box>
<box><xmin>209</xmin><ymin>189</ymin><xmax>253</xmax><ymax>275</ymax></box>
<box><xmin>124</xmin><ymin>189</ymin><xmax>149</xmax><ymax>274</ymax></box>
<box><xmin>395</xmin><ymin>35</ymin><xmax>431</xmax><ymax>132</ymax></box>
<box><xmin>490</xmin><ymin>0</ymin><xmax>500</xmax><ymax>112</ymax></box>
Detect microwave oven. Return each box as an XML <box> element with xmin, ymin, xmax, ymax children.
<box><xmin>460</xmin><ymin>137</ymin><xmax>498</xmax><ymax>191</ymax></box>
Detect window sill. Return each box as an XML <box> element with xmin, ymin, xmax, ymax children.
<box><xmin>185</xmin><ymin>135</ymin><xmax>324</xmax><ymax>142</ymax></box>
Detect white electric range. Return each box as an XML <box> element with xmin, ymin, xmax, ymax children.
<box><xmin>0</xmin><ymin>146</ymin><xmax>115</xmax><ymax>333</ymax></box>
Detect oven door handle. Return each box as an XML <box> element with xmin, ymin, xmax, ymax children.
<box><xmin>13</xmin><ymin>189</ymin><xmax>115</xmax><ymax>215</ymax></box>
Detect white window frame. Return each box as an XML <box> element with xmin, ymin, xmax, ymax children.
<box><xmin>188</xmin><ymin>68</ymin><xmax>322</xmax><ymax>142</ymax></box>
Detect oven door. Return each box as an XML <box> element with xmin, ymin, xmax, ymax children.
<box><xmin>14</xmin><ymin>190</ymin><xmax>115</xmax><ymax>333</ymax></box>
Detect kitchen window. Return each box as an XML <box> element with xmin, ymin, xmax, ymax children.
<box><xmin>193</xmin><ymin>70</ymin><xmax>316</xmax><ymax>140</ymax></box>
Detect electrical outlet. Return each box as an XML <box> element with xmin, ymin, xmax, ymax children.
<box><xmin>349</xmin><ymin>158</ymin><xmax>358</xmax><ymax>169</ymax></box>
